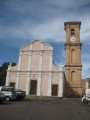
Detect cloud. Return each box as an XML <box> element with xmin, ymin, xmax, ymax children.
<box><xmin>5</xmin><ymin>0</ymin><xmax>90</xmax><ymax>13</ymax></box>
<box><xmin>82</xmin><ymin>62</ymin><xmax>90</xmax><ymax>78</ymax></box>
<box><xmin>0</xmin><ymin>18</ymin><xmax>66</xmax><ymax>44</ymax></box>
<box><xmin>62</xmin><ymin>50</ymin><xmax>65</xmax><ymax>58</ymax></box>
<box><xmin>82</xmin><ymin>54</ymin><xmax>90</xmax><ymax>60</ymax></box>
<box><xmin>80</xmin><ymin>15</ymin><xmax>90</xmax><ymax>41</ymax></box>
<box><xmin>0</xmin><ymin>0</ymin><xmax>90</xmax><ymax>47</ymax></box>
<box><xmin>0</xmin><ymin>13</ymin><xmax>90</xmax><ymax>46</ymax></box>
<box><xmin>81</xmin><ymin>53</ymin><xmax>90</xmax><ymax>78</ymax></box>
<box><xmin>46</xmin><ymin>0</ymin><xmax>90</xmax><ymax>7</ymax></box>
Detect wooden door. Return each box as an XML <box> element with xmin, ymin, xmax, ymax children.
<box><xmin>10</xmin><ymin>83</ymin><xmax>15</xmax><ymax>87</ymax></box>
<box><xmin>30</xmin><ymin>80</ymin><xmax>37</xmax><ymax>95</ymax></box>
<box><xmin>52</xmin><ymin>85</ymin><xmax>58</xmax><ymax>96</ymax></box>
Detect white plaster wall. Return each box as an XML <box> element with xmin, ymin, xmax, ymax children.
<box><xmin>42</xmin><ymin>53</ymin><xmax>50</xmax><ymax>71</ymax></box>
<box><xmin>19</xmin><ymin>74</ymin><xmax>27</xmax><ymax>91</ymax></box>
<box><xmin>20</xmin><ymin>54</ymin><xmax>29</xmax><ymax>71</ymax></box>
<box><xmin>31</xmin><ymin>54</ymin><xmax>40</xmax><ymax>71</ymax></box>
<box><xmin>41</xmin><ymin>74</ymin><xmax>49</xmax><ymax>96</ymax></box>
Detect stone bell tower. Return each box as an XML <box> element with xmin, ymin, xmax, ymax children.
<box><xmin>64</xmin><ymin>21</ymin><xmax>82</xmax><ymax>97</ymax></box>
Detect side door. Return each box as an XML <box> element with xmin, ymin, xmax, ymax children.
<box><xmin>30</xmin><ymin>80</ymin><xmax>37</xmax><ymax>95</ymax></box>
<box><xmin>52</xmin><ymin>85</ymin><xmax>58</xmax><ymax>96</ymax></box>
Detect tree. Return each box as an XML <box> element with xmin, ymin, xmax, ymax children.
<box><xmin>0</xmin><ymin>62</ymin><xmax>16</xmax><ymax>86</ymax></box>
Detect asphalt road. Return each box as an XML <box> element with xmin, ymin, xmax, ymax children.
<box><xmin>0</xmin><ymin>98</ymin><xmax>90</xmax><ymax>120</ymax></box>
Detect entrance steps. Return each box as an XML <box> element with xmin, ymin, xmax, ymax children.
<box><xmin>26</xmin><ymin>95</ymin><xmax>61</xmax><ymax>100</ymax></box>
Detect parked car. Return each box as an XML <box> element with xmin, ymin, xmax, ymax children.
<box><xmin>15</xmin><ymin>89</ymin><xmax>26</xmax><ymax>99</ymax></box>
<box><xmin>82</xmin><ymin>89</ymin><xmax>90</xmax><ymax>104</ymax></box>
<box><xmin>0</xmin><ymin>91</ymin><xmax>5</xmax><ymax>103</ymax></box>
<box><xmin>0</xmin><ymin>86</ymin><xmax>16</xmax><ymax>102</ymax></box>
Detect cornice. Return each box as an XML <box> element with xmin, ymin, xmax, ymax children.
<box><xmin>64</xmin><ymin>21</ymin><xmax>81</xmax><ymax>30</ymax></box>
<box><xmin>65</xmin><ymin>64</ymin><xmax>82</xmax><ymax>67</ymax></box>
<box><xmin>64</xmin><ymin>42</ymin><xmax>82</xmax><ymax>47</ymax></box>
<box><xmin>20</xmin><ymin>50</ymin><xmax>53</xmax><ymax>55</ymax></box>
<box><xmin>8</xmin><ymin>70</ymin><xmax>64</xmax><ymax>73</ymax></box>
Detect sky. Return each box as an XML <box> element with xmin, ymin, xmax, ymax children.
<box><xmin>0</xmin><ymin>0</ymin><xmax>90</xmax><ymax>79</ymax></box>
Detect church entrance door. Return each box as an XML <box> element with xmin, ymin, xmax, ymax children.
<box><xmin>30</xmin><ymin>80</ymin><xmax>37</xmax><ymax>95</ymax></box>
<box><xmin>52</xmin><ymin>85</ymin><xmax>58</xmax><ymax>96</ymax></box>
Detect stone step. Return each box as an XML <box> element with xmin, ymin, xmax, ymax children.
<box><xmin>26</xmin><ymin>95</ymin><xmax>61</xmax><ymax>100</ymax></box>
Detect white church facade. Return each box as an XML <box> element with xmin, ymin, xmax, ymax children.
<box><xmin>6</xmin><ymin>39</ymin><xmax>65</xmax><ymax>97</ymax></box>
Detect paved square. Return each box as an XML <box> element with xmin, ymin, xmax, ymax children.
<box><xmin>0</xmin><ymin>98</ymin><xmax>90</xmax><ymax>120</ymax></box>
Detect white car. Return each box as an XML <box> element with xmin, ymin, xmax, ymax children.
<box><xmin>82</xmin><ymin>89</ymin><xmax>90</xmax><ymax>104</ymax></box>
<box><xmin>0</xmin><ymin>91</ymin><xmax>5</xmax><ymax>103</ymax></box>
<box><xmin>0</xmin><ymin>86</ymin><xmax>16</xmax><ymax>102</ymax></box>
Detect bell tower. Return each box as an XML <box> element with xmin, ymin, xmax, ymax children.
<box><xmin>64</xmin><ymin>21</ymin><xmax>82</xmax><ymax>97</ymax></box>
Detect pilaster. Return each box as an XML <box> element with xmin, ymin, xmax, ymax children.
<box><xmin>58</xmin><ymin>64</ymin><xmax>64</xmax><ymax>97</ymax></box>
<box><xmin>5</xmin><ymin>62</ymin><xmax>12</xmax><ymax>86</ymax></box>
<box><xmin>26</xmin><ymin>44</ymin><xmax>32</xmax><ymax>95</ymax></box>
<box><xmin>47</xmin><ymin>52</ymin><xmax>52</xmax><ymax>96</ymax></box>
<box><xmin>16</xmin><ymin>52</ymin><xmax>22</xmax><ymax>89</ymax></box>
<box><xmin>37</xmin><ymin>43</ymin><xmax>43</xmax><ymax>96</ymax></box>
<box><xmin>37</xmin><ymin>74</ymin><xmax>42</xmax><ymax>96</ymax></box>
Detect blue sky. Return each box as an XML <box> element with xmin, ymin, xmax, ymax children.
<box><xmin>0</xmin><ymin>0</ymin><xmax>90</xmax><ymax>78</ymax></box>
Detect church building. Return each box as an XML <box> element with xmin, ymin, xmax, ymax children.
<box><xmin>5</xmin><ymin>21</ymin><xmax>82</xmax><ymax>97</ymax></box>
<box><xmin>6</xmin><ymin>39</ymin><xmax>65</xmax><ymax>97</ymax></box>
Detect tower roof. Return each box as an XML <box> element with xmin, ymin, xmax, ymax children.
<box><xmin>64</xmin><ymin>21</ymin><xmax>81</xmax><ymax>30</ymax></box>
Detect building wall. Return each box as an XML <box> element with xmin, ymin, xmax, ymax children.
<box><xmin>41</xmin><ymin>74</ymin><xmax>49</xmax><ymax>96</ymax></box>
<box><xmin>19</xmin><ymin>74</ymin><xmax>27</xmax><ymax>91</ymax></box>
<box><xmin>52</xmin><ymin>73</ymin><xmax>59</xmax><ymax>84</ymax></box>
<box><xmin>9</xmin><ymin>73</ymin><xmax>17</xmax><ymax>84</ymax></box>
<box><xmin>31</xmin><ymin>53</ymin><xmax>40</xmax><ymax>71</ymax></box>
<box><xmin>6</xmin><ymin>40</ymin><xmax>64</xmax><ymax>97</ymax></box>
<box><xmin>20</xmin><ymin>54</ymin><xmax>29</xmax><ymax>71</ymax></box>
<box><xmin>42</xmin><ymin>53</ymin><xmax>50</xmax><ymax>71</ymax></box>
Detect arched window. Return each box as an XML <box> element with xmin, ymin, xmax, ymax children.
<box><xmin>71</xmin><ymin>71</ymin><xmax>76</xmax><ymax>82</ymax></box>
<box><xmin>71</xmin><ymin>29</ymin><xmax>75</xmax><ymax>36</ymax></box>
<box><xmin>71</xmin><ymin>49</ymin><xmax>75</xmax><ymax>63</ymax></box>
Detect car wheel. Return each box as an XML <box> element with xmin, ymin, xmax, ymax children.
<box><xmin>6</xmin><ymin>96</ymin><xmax>10</xmax><ymax>102</ymax></box>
